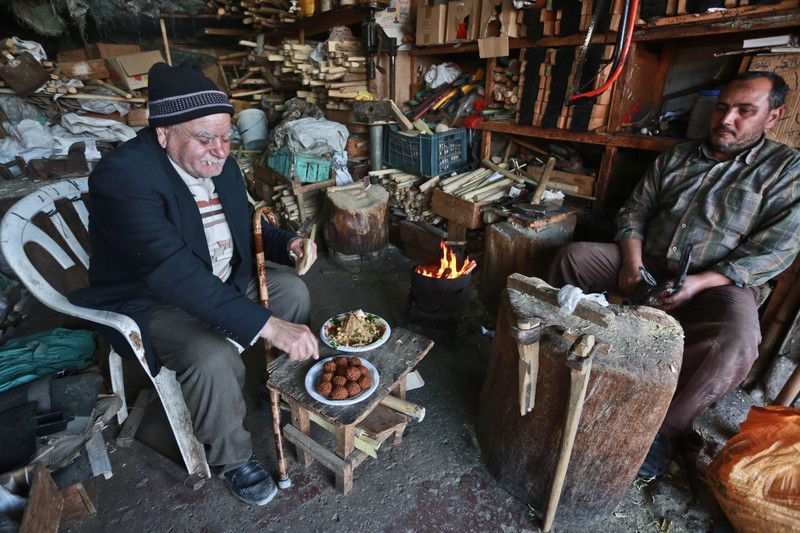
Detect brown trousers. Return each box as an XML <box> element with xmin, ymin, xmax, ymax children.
<box><xmin>148</xmin><ymin>271</ymin><xmax>311</xmax><ymax>473</ymax></box>
<box><xmin>549</xmin><ymin>241</ymin><xmax>762</xmax><ymax>437</ymax></box>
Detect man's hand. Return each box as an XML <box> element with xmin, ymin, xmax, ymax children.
<box><xmin>618</xmin><ymin>239</ymin><xmax>645</xmax><ymax>297</ymax></box>
<box><xmin>618</xmin><ymin>262</ymin><xmax>644</xmax><ymax>298</ymax></box>
<box><xmin>260</xmin><ymin>316</ymin><xmax>319</xmax><ymax>361</ymax></box>
<box><xmin>650</xmin><ymin>271</ymin><xmax>734</xmax><ymax>311</ymax></box>
<box><xmin>289</xmin><ymin>237</ymin><xmax>317</xmax><ymax>266</ymax></box>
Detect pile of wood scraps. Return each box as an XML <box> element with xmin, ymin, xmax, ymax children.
<box><xmin>490</xmin><ymin>59</ymin><xmax>521</xmax><ymax>113</ymax></box>
<box><xmin>372</xmin><ymin>169</ymin><xmax>442</xmax><ymax>224</ymax></box>
<box><xmin>0</xmin><ymin>41</ymin><xmax>151</xmax><ymax>129</ymax></box>
<box><xmin>440</xmin><ymin>167</ymin><xmax>515</xmax><ymax>203</ymax></box>
<box><xmin>240</xmin><ymin>0</ymin><xmax>296</xmax><ymax>30</ymax></box>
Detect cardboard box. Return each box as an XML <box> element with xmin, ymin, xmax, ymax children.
<box><xmin>416</xmin><ymin>0</ymin><xmax>447</xmax><ymax>45</ymax></box>
<box><xmin>478</xmin><ymin>36</ymin><xmax>509</xmax><ymax>58</ymax></box>
<box><xmin>445</xmin><ymin>0</ymin><xmax>482</xmax><ymax>43</ymax></box>
<box><xmin>56</xmin><ymin>59</ymin><xmax>111</xmax><ymax>81</ymax></box>
<box><xmin>106</xmin><ymin>50</ymin><xmax>165</xmax><ymax>91</ymax></box>
<box><xmin>748</xmin><ymin>54</ymin><xmax>800</xmax><ymax>148</ymax></box>
<box><xmin>478</xmin><ymin>0</ymin><xmax>520</xmax><ymax>39</ymax></box>
<box><xmin>86</xmin><ymin>42</ymin><xmax>141</xmax><ymax>59</ymax></box>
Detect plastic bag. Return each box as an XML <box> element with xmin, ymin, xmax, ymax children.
<box><xmin>706</xmin><ymin>406</ymin><xmax>800</xmax><ymax>533</ymax></box>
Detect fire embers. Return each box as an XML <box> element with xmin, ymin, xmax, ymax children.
<box><xmin>415</xmin><ymin>241</ymin><xmax>476</xmax><ymax>279</ymax></box>
<box><xmin>317</xmin><ymin>356</ymin><xmax>371</xmax><ymax>400</ymax></box>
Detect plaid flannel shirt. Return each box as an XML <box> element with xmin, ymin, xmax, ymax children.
<box><xmin>615</xmin><ymin>137</ymin><xmax>800</xmax><ymax>287</ymax></box>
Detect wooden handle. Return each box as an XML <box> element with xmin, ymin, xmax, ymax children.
<box><xmin>380</xmin><ymin>395</ymin><xmax>426</xmax><ymax>422</ymax></box>
<box><xmin>531</xmin><ymin>157</ymin><xmax>556</xmax><ymax>205</ymax></box>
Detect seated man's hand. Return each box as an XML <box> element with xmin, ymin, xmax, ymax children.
<box><xmin>260</xmin><ymin>316</ymin><xmax>319</xmax><ymax>361</ymax></box>
<box><xmin>651</xmin><ymin>274</ymin><xmax>704</xmax><ymax>311</ymax></box>
<box><xmin>289</xmin><ymin>237</ymin><xmax>318</xmax><ymax>267</ymax></box>
<box><xmin>618</xmin><ymin>262</ymin><xmax>644</xmax><ymax>298</ymax></box>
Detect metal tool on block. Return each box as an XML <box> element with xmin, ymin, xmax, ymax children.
<box><xmin>511</xmin><ymin>318</ymin><xmax>543</xmax><ymax>416</ymax></box>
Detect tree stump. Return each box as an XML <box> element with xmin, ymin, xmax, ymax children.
<box><xmin>476</xmin><ymin>274</ymin><xmax>683</xmax><ymax>529</ymax></box>
<box><xmin>323</xmin><ymin>185</ymin><xmax>390</xmax><ymax>272</ymax></box>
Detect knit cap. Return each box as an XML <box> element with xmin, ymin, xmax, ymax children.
<box><xmin>147</xmin><ymin>58</ymin><xmax>234</xmax><ymax>127</ymax></box>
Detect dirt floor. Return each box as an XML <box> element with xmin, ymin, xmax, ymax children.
<box><xmin>62</xmin><ymin>244</ymin><xmax>754</xmax><ymax>533</ymax></box>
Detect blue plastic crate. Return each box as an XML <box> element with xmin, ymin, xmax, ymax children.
<box><xmin>384</xmin><ymin>127</ymin><xmax>468</xmax><ymax>178</ymax></box>
<box><xmin>267</xmin><ymin>148</ymin><xmax>331</xmax><ymax>183</ymax></box>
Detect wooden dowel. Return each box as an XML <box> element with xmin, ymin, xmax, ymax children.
<box><xmin>379</xmin><ymin>395</ymin><xmax>426</xmax><ymax>422</ymax></box>
<box><xmin>159</xmin><ymin>18</ymin><xmax>172</xmax><ymax>66</ymax></box>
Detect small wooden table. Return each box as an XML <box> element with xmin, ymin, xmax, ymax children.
<box><xmin>267</xmin><ymin>328</ymin><xmax>434</xmax><ymax>494</ymax></box>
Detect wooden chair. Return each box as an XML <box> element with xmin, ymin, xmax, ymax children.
<box><xmin>0</xmin><ymin>177</ymin><xmax>211</xmax><ymax>488</ymax></box>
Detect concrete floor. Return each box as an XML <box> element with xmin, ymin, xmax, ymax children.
<box><xmin>63</xmin><ymin>244</ymin><xmax>742</xmax><ymax>533</ymax></box>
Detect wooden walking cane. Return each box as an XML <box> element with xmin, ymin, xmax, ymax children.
<box><xmin>253</xmin><ymin>206</ymin><xmax>291</xmax><ymax>489</ymax></box>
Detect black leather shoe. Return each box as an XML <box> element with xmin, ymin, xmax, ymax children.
<box><xmin>222</xmin><ymin>458</ymin><xmax>278</xmax><ymax>506</ymax></box>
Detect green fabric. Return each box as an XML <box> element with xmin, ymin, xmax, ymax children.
<box><xmin>0</xmin><ymin>328</ymin><xmax>95</xmax><ymax>393</ymax></box>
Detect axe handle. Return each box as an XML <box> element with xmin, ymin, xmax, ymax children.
<box><xmin>543</xmin><ymin>359</ymin><xmax>593</xmax><ymax>532</ymax></box>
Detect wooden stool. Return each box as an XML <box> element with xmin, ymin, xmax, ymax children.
<box><xmin>268</xmin><ymin>328</ymin><xmax>433</xmax><ymax>494</ymax></box>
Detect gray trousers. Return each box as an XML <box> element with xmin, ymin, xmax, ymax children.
<box><xmin>148</xmin><ymin>270</ymin><xmax>311</xmax><ymax>473</ymax></box>
<box><xmin>549</xmin><ymin>241</ymin><xmax>762</xmax><ymax>438</ymax></box>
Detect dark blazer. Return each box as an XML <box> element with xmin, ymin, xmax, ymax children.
<box><xmin>70</xmin><ymin>127</ymin><xmax>295</xmax><ymax>376</ymax></box>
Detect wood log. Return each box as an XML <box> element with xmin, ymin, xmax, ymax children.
<box><xmin>476</xmin><ymin>273</ymin><xmax>683</xmax><ymax>527</ymax></box>
<box><xmin>323</xmin><ymin>184</ymin><xmax>390</xmax><ymax>258</ymax></box>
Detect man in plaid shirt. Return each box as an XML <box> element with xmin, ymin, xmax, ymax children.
<box><xmin>550</xmin><ymin>71</ymin><xmax>800</xmax><ymax>478</ymax></box>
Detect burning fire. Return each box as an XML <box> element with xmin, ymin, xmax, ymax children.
<box><xmin>415</xmin><ymin>241</ymin><xmax>477</xmax><ymax>279</ymax></box>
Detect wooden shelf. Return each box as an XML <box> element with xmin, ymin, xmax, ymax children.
<box><xmin>478</xmin><ymin>122</ymin><xmax>681</xmax><ymax>152</ymax></box>
<box><xmin>266</xmin><ymin>5</ymin><xmax>366</xmax><ymax>42</ymax></box>
<box><xmin>413</xmin><ymin>5</ymin><xmax>800</xmax><ymax>53</ymax></box>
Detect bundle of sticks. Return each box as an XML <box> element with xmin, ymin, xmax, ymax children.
<box><xmin>439</xmin><ymin>167</ymin><xmax>515</xmax><ymax>204</ymax></box>
<box><xmin>374</xmin><ymin>169</ymin><xmax>442</xmax><ymax>224</ymax></box>
<box><xmin>240</xmin><ymin>0</ymin><xmax>296</xmax><ymax>29</ymax></box>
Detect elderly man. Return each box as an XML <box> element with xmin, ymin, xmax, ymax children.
<box><xmin>71</xmin><ymin>59</ymin><xmax>319</xmax><ymax>505</ymax></box>
<box><xmin>549</xmin><ymin>71</ymin><xmax>800</xmax><ymax>477</ymax></box>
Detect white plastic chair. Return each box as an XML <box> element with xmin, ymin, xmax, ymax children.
<box><xmin>0</xmin><ymin>177</ymin><xmax>211</xmax><ymax>488</ymax></box>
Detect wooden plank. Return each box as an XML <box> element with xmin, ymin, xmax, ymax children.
<box><xmin>56</xmin><ymin>59</ymin><xmax>110</xmax><ymax>81</ymax></box>
<box><xmin>283</xmin><ymin>424</ymin><xmax>350</xmax><ymax>476</ymax></box>
<box><xmin>20</xmin><ymin>463</ymin><xmax>63</xmax><ymax>533</ymax></box>
<box><xmin>58</xmin><ymin>481</ymin><xmax>97</xmax><ymax>530</ymax></box>
<box><xmin>357</xmin><ymin>403</ymin><xmax>408</xmax><ymax>440</ymax></box>
<box><xmin>117</xmin><ymin>388</ymin><xmax>154</xmax><ymax>447</ymax></box>
<box><xmin>431</xmin><ymin>188</ymin><xmax>487</xmax><ymax>229</ymax></box>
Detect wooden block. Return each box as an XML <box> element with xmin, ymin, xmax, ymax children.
<box><xmin>126</xmin><ymin>107</ymin><xmax>149</xmax><ymax>127</ymax></box>
<box><xmin>283</xmin><ymin>423</ymin><xmax>351</xmax><ymax>476</ymax></box>
<box><xmin>431</xmin><ymin>187</ymin><xmax>489</xmax><ymax>230</ymax></box>
<box><xmin>358</xmin><ymin>403</ymin><xmax>409</xmax><ymax>440</ymax></box>
<box><xmin>117</xmin><ymin>388</ymin><xmax>154</xmax><ymax>447</ymax></box>
<box><xmin>57</xmin><ymin>58</ymin><xmax>110</xmax><ymax>81</ymax></box>
<box><xmin>19</xmin><ymin>463</ymin><xmax>63</xmax><ymax>533</ymax></box>
<box><xmin>59</xmin><ymin>481</ymin><xmax>97</xmax><ymax>530</ymax></box>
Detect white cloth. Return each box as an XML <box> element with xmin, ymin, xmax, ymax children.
<box><xmin>60</xmin><ymin>113</ymin><xmax>136</xmax><ymax>143</ymax></box>
<box><xmin>424</xmin><ymin>63</ymin><xmax>461</xmax><ymax>90</ymax></box>
<box><xmin>557</xmin><ymin>284</ymin><xmax>609</xmax><ymax>315</ymax></box>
